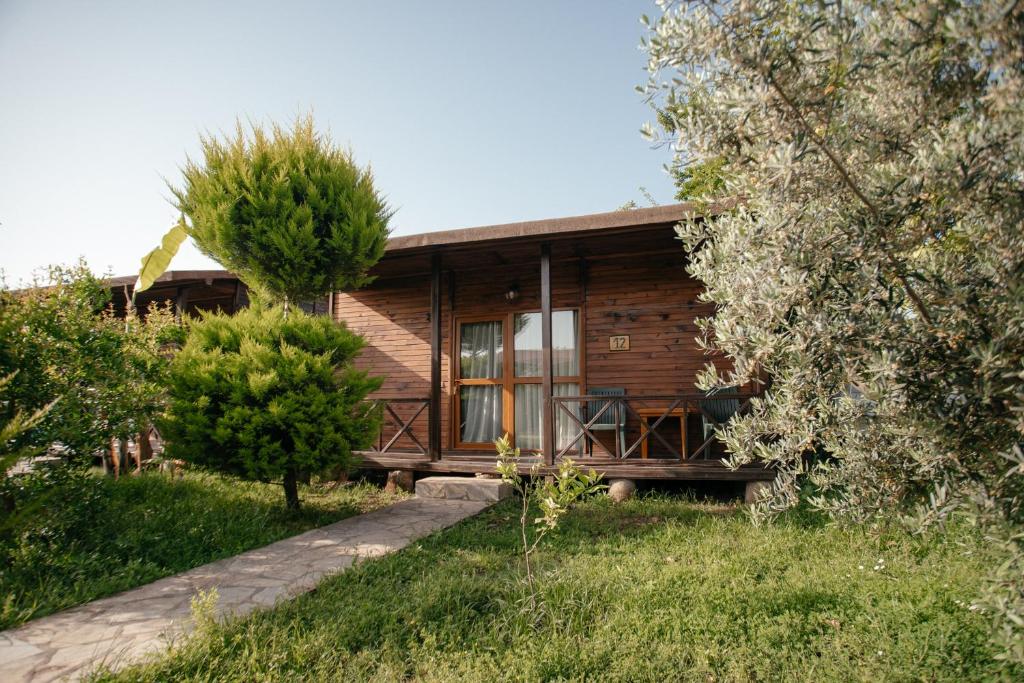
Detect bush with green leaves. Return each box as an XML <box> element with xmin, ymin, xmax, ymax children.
<box><xmin>0</xmin><ymin>372</ymin><xmax>53</xmax><ymax>478</ymax></box>
<box><xmin>160</xmin><ymin>304</ymin><xmax>382</xmax><ymax>510</ymax></box>
<box><xmin>643</xmin><ymin>0</ymin><xmax>1024</xmax><ymax>662</ymax></box>
<box><xmin>0</xmin><ymin>263</ymin><xmax>178</xmax><ymax>464</ymax></box>
<box><xmin>495</xmin><ymin>434</ymin><xmax>605</xmax><ymax>613</ymax></box>
<box><xmin>170</xmin><ymin>115</ymin><xmax>392</xmax><ymax>306</ymax></box>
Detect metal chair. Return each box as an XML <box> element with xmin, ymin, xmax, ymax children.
<box><xmin>586</xmin><ymin>387</ymin><xmax>626</xmax><ymax>457</ymax></box>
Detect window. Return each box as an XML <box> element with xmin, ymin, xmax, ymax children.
<box><xmin>456</xmin><ymin>310</ymin><xmax>580</xmax><ymax>450</ymax></box>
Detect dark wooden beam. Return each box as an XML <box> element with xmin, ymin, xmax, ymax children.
<box><xmin>175</xmin><ymin>286</ymin><xmax>189</xmax><ymax>321</ymax></box>
<box><xmin>429</xmin><ymin>252</ymin><xmax>442</xmax><ymax>460</ymax></box>
<box><xmin>233</xmin><ymin>280</ymin><xmax>244</xmax><ymax>314</ymax></box>
<box><xmin>540</xmin><ymin>242</ymin><xmax>554</xmax><ymax>464</ymax></box>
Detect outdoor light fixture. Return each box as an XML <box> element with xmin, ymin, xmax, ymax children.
<box><xmin>505</xmin><ymin>284</ymin><xmax>520</xmax><ymax>302</ymax></box>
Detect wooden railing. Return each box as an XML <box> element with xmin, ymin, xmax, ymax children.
<box><xmin>365</xmin><ymin>398</ymin><xmax>430</xmax><ymax>456</ymax></box>
<box><xmin>551</xmin><ymin>393</ymin><xmax>751</xmax><ymax>461</ymax></box>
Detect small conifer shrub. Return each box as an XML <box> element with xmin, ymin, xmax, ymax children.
<box><xmin>171</xmin><ymin>115</ymin><xmax>391</xmax><ymax>307</ymax></box>
<box><xmin>160</xmin><ymin>304</ymin><xmax>382</xmax><ymax>510</ymax></box>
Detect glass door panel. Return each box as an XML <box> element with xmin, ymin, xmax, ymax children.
<box><xmin>514</xmin><ymin>384</ymin><xmax>542</xmax><ymax>450</ymax></box>
<box><xmin>514</xmin><ymin>383</ymin><xmax>581</xmax><ymax>452</ymax></box>
<box><xmin>514</xmin><ymin>310</ymin><xmax>579</xmax><ymax>378</ymax></box>
<box><xmin>460</xmin><ymin>385</ymin><xmax>503</xmax><ymax>443</ymax></box>
<box><xmin>457</xmin><ymin>320</ymin><xmax>504</xmax><ymax>445</ymax></box>
<box><xmin>552</xmin><ymin>311</ymin><xmax>579</xmax><ymax>377</ymax></box>
<box><xmin>513</xmin><ymin>312</ymin><xmax>542</xmax><ymax>377</ymax></box>
<box><xmin>460</xmin><ymin>321</ymin><xmax>503</xmax><ymax>379</ymax></box>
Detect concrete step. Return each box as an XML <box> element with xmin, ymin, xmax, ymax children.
<box><xmin>415</xmin><ymin>476</ymin><xmax>513</xmax><ymax>502</ymax></box>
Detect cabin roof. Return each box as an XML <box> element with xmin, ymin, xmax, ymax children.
<box><xmin>103</xmin><ymin>202</ymin><xmax>714</xmax><ymax>286</ymax></box>
<box><xmin>385</xmin><ymin>202</ymin><xmax>708</xmax><ymax>253</ymax></box>
<box><xmin>104</xmin><ymin>270</ymin><xmax>237</xmax><ymax>288</ymax></box>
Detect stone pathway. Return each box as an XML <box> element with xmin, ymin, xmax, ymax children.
<box><xmin>0</xmin><ymin>497</ymin><xmax>491</xmax><ymax>682</ymax></box>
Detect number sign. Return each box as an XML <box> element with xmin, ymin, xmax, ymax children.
<box><xmin>609</xmin><ymin>335</ymin><xmax>630</xmax><ymax>351</ymax></box>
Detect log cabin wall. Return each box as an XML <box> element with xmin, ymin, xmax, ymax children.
<box><xmin>332</xmin><ymin>236</ymin><xmax>718</xmax><ymax>454</ymax></box>
<box><xmin>584</xmin><ymin>252</ymin><xmax>713</xmax><ymax>396</ymax></box>
<box><xmin>332</xmin><ymin>276</ymin><xmax>433</xmax><ymax>453</ymax></box>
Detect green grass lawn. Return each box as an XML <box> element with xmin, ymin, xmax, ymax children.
<box><xmin>0</xmin><ymin>469</ymin><xmax>405</xmax><ymax>630</ymax></box>
<box><xmin>98</xmin><ymin>494</ymin><xmax>1018</xmax><ymax>682</ymax></box>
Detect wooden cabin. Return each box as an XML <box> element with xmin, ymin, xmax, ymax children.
<box><xmin>334</xmin><ymin>203</ymin><xmax>772</xmax><ymax>490</ymax></box>
<box><xmin>105</xmin><ymin>270</ymin><xmax>250</xmax><ymax>318</ymax></box>
<box><xmin>105</xmin><ymin>270</ymin><xmax>329</xmax><ymax>318</ymax></box>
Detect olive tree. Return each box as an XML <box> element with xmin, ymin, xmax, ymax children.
<box><xmin>643</xmin><ymin>0</ymin><xmax>1023</xmax><ymax>660</ymax></box>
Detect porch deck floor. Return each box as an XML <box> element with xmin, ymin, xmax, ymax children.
<box><xmin>357</xmin><ymin>452</ymin><xmax>775</xmax><ymax>481</ymax></box>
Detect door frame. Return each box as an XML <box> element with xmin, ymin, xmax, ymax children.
<box><xmin>452</xmin><ymin>309</ymin><xmax>581</xmax><ymax>451</ymax></box>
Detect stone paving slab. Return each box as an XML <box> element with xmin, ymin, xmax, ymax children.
<box><xmin>415</xmin><ymin>475</ymin><xmax>513</xmax><ymax>502</ymax></box>
<box><xmin>0</xmin><ymin>497</ymin><xmax>491</xmax><ymax>682</ymax></box>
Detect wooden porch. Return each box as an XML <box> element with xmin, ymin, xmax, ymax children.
<box><xmin>338</xmin><ymin>204</ymin><xmax>773</xmax><ymax>483</ymax></box>
<box><xmin>356</xmin><ymin>391</ymin><xmax>771</xmax><ymax>482</ymax></box>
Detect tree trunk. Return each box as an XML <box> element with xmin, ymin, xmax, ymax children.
<box><xmin>137</xmin><ymin>427</ymin><xmax>154</xmax><ymax>469</ymax></box>
<box><xmin>283</xmin><ymin>468</ymin><xmax>300</xmax><ymax>511</ymax></box>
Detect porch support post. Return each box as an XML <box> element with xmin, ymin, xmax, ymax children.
<box><xmin>175</xmin><ymin>286</ymin><xmax>189</xmax><ymax>321</ymax></box>
<box><xmin>541</xmin><ymin>243</ymin><xmax>554</xmax><ymax>465</ymax></box>
<box><xmin>429</xmin><ymin>251</ymin><xmax>442</xmax><ymax>460</ymax></box>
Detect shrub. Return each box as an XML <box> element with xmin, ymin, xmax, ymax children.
<box><xmin>160</xmin><ymin>304</ymin><xmax>382</xmax><ymax>509</ymax></box>
<box><xmin>0</xmin><ymin>263</ymin><xmax>178</xmax><ymax>463</ymax></box>
<box><xmin>170</xmin><ymin>115</ymin><xmax>391</xmax><ymax>307</ymax></box>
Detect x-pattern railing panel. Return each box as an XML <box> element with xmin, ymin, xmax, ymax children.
<box><xmin>366</xmin><ymin>398</ymin><xmax>429</xmax><ymax>455</ymax></box>
<box><xmin>689</xmin><ymin>397</ymin><xmax>751</xmax><ymax>460</ymax></box>
<box><xmin>552</xmin><ymin>394</ymin><xmax>750</xmax><ymax>461</ymax></box>
<box><xmin>554</xmin><ymin>399</ymin><xmax>618</xmax><ymax>459</ymax></box>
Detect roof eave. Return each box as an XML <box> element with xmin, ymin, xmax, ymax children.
<box><xmin>384</xmin><ymin>202</ymin><xmax>720</xmax><ymax>254</ymax></box>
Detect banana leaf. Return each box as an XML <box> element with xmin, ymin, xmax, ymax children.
<box><xmin>134</xmin><ymin>220</ymin><xmax>189</xmax><ymax>296</ymax></box>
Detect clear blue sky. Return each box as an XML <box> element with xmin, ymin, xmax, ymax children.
<box><xmin>0</xmin><ymin>1</ymin><xmax>674</xmax><ymax>286</ymax></box>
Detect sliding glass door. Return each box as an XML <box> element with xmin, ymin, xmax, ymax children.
<box><xmin>456</xmin><ymin>310</ymin><xmax>580</xmax><ymax>451</ymax></box>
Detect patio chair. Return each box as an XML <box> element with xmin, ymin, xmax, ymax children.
<box><xmin>700</xmin><ymin>387</ymin><xmax>741</xmax><ymax>440</ymax></box>
<box><xmin>586</xmin><ymin>387</ymin><xmax>626</xmax><ymax>457</ymax></box>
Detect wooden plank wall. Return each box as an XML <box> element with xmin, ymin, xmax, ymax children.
<box><xmin>333</xmin><ymin>277</ymin><xmax>432</xmax><ymax>452</ymax></box>
<box><xmin>585</xmin><ymin>253</ymin><xmax>714</xmax><ymax>396</ymax></box>
<box><xmin>335</xmin><ymin>248</ymin><xmax>718</xmax><ymax>453</ymax></box>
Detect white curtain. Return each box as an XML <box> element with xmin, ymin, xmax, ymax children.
<box><xmin>461</xmin><ymin>385</ymin><xmax>502</xmax><ymax>443</ymax></box>
<box><xmin>460</xmin><ymin>321</ymin><xmax>502</xmax><ymax>379</ymax></box>
<box><xmin>459</xmin><ymin>321</ymin><xmax>503</xmax><ymax>443</ymax></box>
<box><xmin>515</xmin><ymin>383</ymin><xmax>580</xmax><ymax>452</ymax></box>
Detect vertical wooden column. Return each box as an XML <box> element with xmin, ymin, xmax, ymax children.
<box><xmin>429</xmin><ymin>252</ymin><xmax>442</xmax><ymax>460</ymax></box>
<box><xmin>540</xmin><ymin>243</ymin><xmax>554</xmax><ymax>465</ymax></box>
<box><xmin>175</xmin><ymin>286</ymin><xmax>189</xmax><ymax>321</ymax></box>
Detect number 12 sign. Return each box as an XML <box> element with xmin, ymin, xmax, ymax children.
<box><xmin>609</xmin><ymin>335</ymin><xmax>630</xmax><ymax>352</ymax></box>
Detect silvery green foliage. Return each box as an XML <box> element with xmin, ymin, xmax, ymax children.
<box><xmin>643</xmin><ymin>0</ymin><xmax>1023</xmax><ymax>660</ymax></box>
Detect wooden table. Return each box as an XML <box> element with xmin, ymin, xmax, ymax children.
<box><xmin>637</xmin><ymin>407</ymin><xmax>693</xmax><ymax>460</ymax></box>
